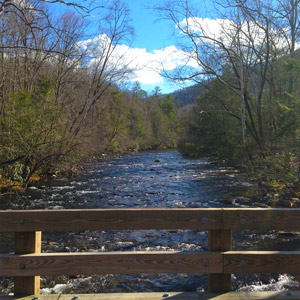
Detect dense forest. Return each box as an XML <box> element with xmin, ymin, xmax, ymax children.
<box><xmin>0</xmin><ymin>0</ymin><xmax>179</xmax><ymax>189</ymax></box>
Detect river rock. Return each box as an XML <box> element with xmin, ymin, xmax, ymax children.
<box><xmin>278</xmin><ymin>231</ymin><xmax>300</xmax><ymax>237</ymax></box>
<box><xmin>220</xmin><ymin>198</ymin><xmax>236</xmax><ymax>204</ymax></box>
<box><xmin>291</xmin><ymin>198</ymin><xmax>300</xmax><ymax>207</ymax></box>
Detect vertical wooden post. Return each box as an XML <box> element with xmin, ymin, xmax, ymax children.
<box><xmin>208</xmin><ymin>229</ymin><xmax>232</xmax><ymax>293</ymax></box>
<box><xmin>14</xmin><ymin>231</ymin><xmax>42</xmax><ymax>296</ymax></box>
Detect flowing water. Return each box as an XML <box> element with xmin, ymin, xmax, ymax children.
<box><xmin>1</xmin><ymin>150</ymin><xmax>300</xmax><ymax>294</ymax></box>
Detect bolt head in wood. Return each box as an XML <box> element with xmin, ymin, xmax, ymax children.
<box><xmin>202</xmin><ymin>259</ymin><xmax>209</xmax><ymax>266</ymax></box>
<box><xmin>19</xmin><ymin>218</ymin><xmax>25</xmax><ymax>225</ymax></box>
<box><xmin>240</xmin><ymin>218</ymin><xmax>246</xmax><ymax>224</ymax></box>
<box><xmin>240</xmin><ymin>261</ymin><xmax>246</xmax><ymax>267</ymax></box>
<box><xmin>202</xmin><ymin>217</ymin><xmax>208</xmax><ymax>223</ymax></box>
<box><xmin>19</xmin><ymin>262</ymin><xmax>26</xmax><ymax>270</ymax></box>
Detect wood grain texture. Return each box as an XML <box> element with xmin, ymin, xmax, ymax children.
<box><xmin>224</xmin><ymin>251</ymin><xmax>300</xmax><ymax>274</ymax></box>
<box><xmin>59</xmin><ymin>292</ymin><xmax>201</xmax><ymax>299</ymax></box>
<box><xmin>14</xmin><ymin>232</ymin><xmax>41</xmax><ymax>296</ymax></box>
<box><xmin>3</xmin><ymin>208</ymin><xmax>300</xmax><ymax>232</ymax></box>
<box><xmin>0</xmin><ymin>251</ymin><xmax>223</xmax><ymax>276</ymax></box>
<box><xmin>208</xmin><ymin>230</ymin><xmax>232</xmax><ymax>251</ymax></box>
<box><xmin>208</xmin><ymin>230</ymin><xmax>232</xmax><ymax>293</ymax></box>
<box><xmin>0</xmin><ymin>296</ymin><xmax>60</xmax><ymax>300</ymax></box>
<box><xmin>201</xmin><ymin>291</ymin><xmax>300</xmax><ymax>299</ymax></box>
<box><xmin>0</xmin><ymin>209</ymin><xmax>223</xmax><ymax>232</ymax></box>
<box><xmin>15</xmin><ymin>232</ymin><xmax>42</xmax><ymax>254</ymax></box>
<box><xmin>223</xmin><ymin>208</ymin><xmax>300</xmax><ymax>231</ymax></box>
<box><xmin>3</xmin><ymin>292</ymin><xmax>300</xmax><ymax>300</ymax></box>
<box><xmin>0</xmin><ymin>294</ymin><xmax>199</xmax><ymax>300</ymax></box>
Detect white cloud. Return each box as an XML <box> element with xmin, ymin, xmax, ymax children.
<box><xmin>79</xmin><ymin>34</ymin><xmax>199</xmax><ymax>85</ymax></box>
<box><xmin>78</xmin><ymin>17</ymin><xmax>298</xmax><ymax>87</ymax></box>
<box><xmin>179</xmin><ymin>17</ymin><xmax>233</xmax><ymax>40</ymax></box>
<box><xmin>179</xmin><ymin>17</ymin><xmax>298</xmax><ymax>52</ymax></box>
<box><xmin>110</xmin><ymin>43</ymin><xmax>199</xmax><ymax>84</ymax></box>
<box><xmin>12</xmin><ymin>0</ymin><xmax>34</xmax><ymax>10</ymax></box>
<box><xmin>121</xmin><ymin>45</ymin><xmax>198</xmax><ymax>84</ymax></box>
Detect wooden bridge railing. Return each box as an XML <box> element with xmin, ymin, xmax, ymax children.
<box><xmin>1</xmin><ymin>208</ymin><xmax>300</xmax><ymax>296</ymax></box>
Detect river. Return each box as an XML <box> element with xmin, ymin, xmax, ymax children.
<box><xmin>1</xmin><ymin>150</ymin><xmax>300</xmax><ymax>294</ymax></box>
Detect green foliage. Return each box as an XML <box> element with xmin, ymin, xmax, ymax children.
<box><xmin>276</xmin><ymin>95</ymin><xmax>300</xmax><ymax>140</ymax></box>
<box><xmin>1</xmin><ymin>76</ymin><xmax>70</xmax><ymax>186</ymax></box>
<box><xmin>129</xmin><ymin>105</ymin><xmax>146</xmax><ymax>143</ymax></box>
<box><xmin>177</xmin><ymin>51</ymin><xmax>300</xmax><ymax>186</ymax></box>
<box><xmin>3</xmin><ymin>162</ymin><xmax>26</xmax><ymax>183</ymax></box>
<box><xmin>83</xmin><ymin>86</ymin><xmax>181</xmax><ymax>155</ymax></box>
<box><xmin>147</xmin><ymin>94</ymin><xmax>180</xmax><ymax>148</ymax></box>
<box><xmin>100</xmin><ymin>90</ymin><xmax>131</xmax><ymax>153</ymax></box>
<box><xmin>159</xmin><ymin>95</ymin><xmax>177</xmax><ymax>120</ymax></box>
<box><xmin>109</xmin><ymin>140</ymin><xmax>120</xmax><ymax>153</ymax></box>
<box><xmin>250</xmin><ymin>153</ymin><xmax>298</xmax><ymax>188</ymax></box>
<box><xmin>178</xmin><ymin>81</ymin><xmax>244</xmax><ymax>162</ymax></box>
<box><xmin>181</xmin><ymin>143</ymin><xmax>201</xmax><ymax>158</ymax></box>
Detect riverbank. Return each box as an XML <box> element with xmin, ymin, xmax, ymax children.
<box><xmin>0</xmin><ymin>151</ymin><xmax>134</xmax><ymax>195</ymax></box>
<box><xmin>178</xmin><ymin>141</ymin><xmax>300</xmax><ymax>209</ymax></box>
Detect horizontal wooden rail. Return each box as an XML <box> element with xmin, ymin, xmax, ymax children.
<box><xmin>1</xmin><ymin>208</ymin><xmax>300</xmax><ymax>232</ymax></box>
<box><xmin>221</xmin><ymin>208</ymin><xmax>300</xmax><ymax>231</ymax></box>
<box><xmin>224</xmin><ymin>251</ymin><xmax>300</xmax><ymax>274</ymax></box>
<box><xmin>0</xmin><ymin>251</ymin><xmax>222</xmax><ymax>276</ymax></box>
<box><xmin>0</xmin><ymin>208</ymin><xmax>223</xmax><ymax>231</ymax></box>
<box><xmin>2</xmin><ymin>251</ymin><xmax>300</xmax><ymax>277</ymax></box>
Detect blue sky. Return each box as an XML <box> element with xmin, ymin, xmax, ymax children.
<box><xmin>127</xmin><ymin>1</ymin><xmax>174</xmax><ymax>51</ymax></box>
<box><xmin>121</xmin><ymin>0</ymin><xmax>218</xmax><ymax>94</ymax></box>
<box><xmin>53</xmin><ymin>0</ymin><xmax>210</xmax><ymax>94</ymax></box>
<box><xmin>124</xmin><ymin>0</ymin><xmax>184</xmax><ymax>94</ymax></box>
<box><xmin>126</xmin><ymin>0</ymin><xmax>213</xmax><ymax>50</ymax></box>
<box><xmin>122</xmin><ymin>0</ymin><xmax>207</xmax><ymax>94</ymax></box>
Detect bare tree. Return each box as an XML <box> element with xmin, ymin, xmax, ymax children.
<box><xmin>0</xmin><ymin>0</ymin><xmax>100</xmax><ymax>17</ymax></box>
<box><xmin>68</xmin><ymin>0</ymin><xmax>134</xmax><ymax>139</ymax></box>
<box><xmin>0</xmin><ymin>0</ymin><xmax>134</xmax><ymax>184</ymax></box>
<box><xmin>155</xmin><ymin>0</ymin><xmax>282</xmax><ymax>159</ymax></box>
<box><xmin>268</xmin><ymin>0</ymin><xmax>300</xmax><ymax>93</ymax></box>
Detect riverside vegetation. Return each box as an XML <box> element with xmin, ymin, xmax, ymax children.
<box><xmin>161</xmin><ymin>0</ymin><xmax>300</xmax><ymax>207</ymax></box>
<box><xmin>2</xmin><ymin>0</ymin><xmax>300</xmax><ymax>208</ymax></box>
<box><xmin>0</xmin><ymin>1</ymin><xmax>179</xmax><ymax>190</ymax></box>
